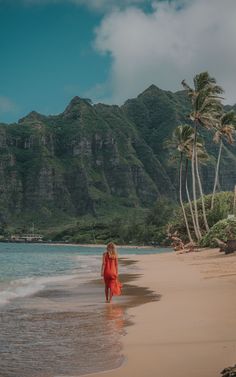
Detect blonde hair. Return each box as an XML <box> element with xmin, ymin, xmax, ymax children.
<box><xmin>106</xmin><ymin>242</ymin><xmax>117</xmax><ymax>259</ymax></box>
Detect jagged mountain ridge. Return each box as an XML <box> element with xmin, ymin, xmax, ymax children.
<box><xmin>0</xmin><ymin>85</ymin><xmax>235</xmax><ymax>226</ymax></box>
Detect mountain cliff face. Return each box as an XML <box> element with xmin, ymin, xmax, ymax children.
<box><xmin>123</xmin><ymin>86</ymin><xmax>236</xmax><ymax>194</ymax></box>
<box><xmin>0</xmin><ymin>86</ymin><xmax>235</xmax><ymax>227</ymax></box>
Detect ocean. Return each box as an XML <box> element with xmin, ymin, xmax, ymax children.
<box><xmin>0</xmin><ymin>243</ymin><xmax>170</xmax><ymax>377</ymax></box>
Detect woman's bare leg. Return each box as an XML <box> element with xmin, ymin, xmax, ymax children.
<box><xmin>108</xmin><ymin>289</ymin><xmax>113</xmax><ymax>303</ymax></box>
<box><xmin>105</xmin><ymin>286</ymin><xmax>109</xmax><ymax>302</ymax></box>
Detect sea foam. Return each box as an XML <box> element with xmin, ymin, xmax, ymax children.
<box><xmin>0</xmin><ymin>274</ymin><xmax>74</xmax><ymax>306</ymax></box>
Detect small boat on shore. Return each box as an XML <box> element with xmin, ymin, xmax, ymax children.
<box><xmin>10</xmin><ymin>234</ymin><xmax>43</xmax><ymax>243</ymax></box>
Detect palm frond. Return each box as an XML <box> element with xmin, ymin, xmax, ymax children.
<box><xmin>221</xmin><ymin>110</ymin><xmax>236</xmax><ymax>126</ymax></box>
<box><xmin>213</xmin><ymin>130</ymin><xmax>221</xmax><ymax>144</ymax></box>
<box><xmin>194</xmin><ymin>72</ymin><xmax>212</xmax><ymax>91</ymax></box>
<box><xmin>199</xmin><ymin>114</ymin><xmax>219</xmax><ymax>129</ymax></box>
<box><xmin>181</xmin><ymin>80</ymin><xmax>195</xmax><ymax>101</ymax></box>
<box><xmin>212</xmin><ymin>110</ymin><xmax>236</xmax><ymax>145</ymax></box>
<box><xmin>222</xmin><ymin>125</ymin><xmax>235</xmax><ymax>144</ymax></box>
<box><xmin>185</xmin><ymin>72</ymin><xmax>224</xmax><ymax>130</ymax></box>
<box><xmin>181</xmin><ymin>79</ymin><xmax>192</xmax><ymax>92</ymax></box>
<box><xmin>165</xmin><ymin>124</ymin><xmax>194</xmax><ymax>157</ymax></box>
<box><xmin>193</xmin><ymin>72</ymin><xmax>224</xmax><ymax>95</ymax></box>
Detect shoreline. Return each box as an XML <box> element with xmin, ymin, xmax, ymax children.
<box><xmin>42</xmin><ymin>242</ymin><xmax>163</xmax><ymax>249</ymax></box>
<box><xmin>0</xmin><ymin>241</ymin><xmax>167</xmax><ymax>249</ymax></box>
<box><xmin>81</xmin><ymin>248</ymin><xmax>236</xmax><ymax>377</ymax></box>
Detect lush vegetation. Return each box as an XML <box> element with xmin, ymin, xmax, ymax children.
<box><xmin>166</xmin><ymin>72</ymin><xmax>236</xmax><ymax>246</ymax></box>
<box><xmin>43</xmin><ymin>197</ymin><xmax>176</xmax><ymax>245</ymax></box>
<box><xmin>169</xmin><ymin>191</ymin><xmax>235</xmax><ymax>242</ymax></box>
<box><xmin>0</xmin><ymin>75</ymin><xmax>236</xmax><ymax>245</ymax></box>
<box><xmin>200</xmin><ymin>218</ymin><xmax>236</xmax><ymax>247</ymax></box>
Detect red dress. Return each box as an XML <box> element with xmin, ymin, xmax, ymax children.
<box><xmin>104</xmin><ymin>253</ymin><xmax>122</xmax><ymax>296</ymax></box>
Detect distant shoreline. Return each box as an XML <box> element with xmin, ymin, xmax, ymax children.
<box><xmin>43</xmin><ymin>242</ymin><xmax>161</xmax><ymax>249</ymax></box>
<box><xmin>0</xmin><ymin>240</ymin><xmax>162</xmax><ymax>249</ymax></box>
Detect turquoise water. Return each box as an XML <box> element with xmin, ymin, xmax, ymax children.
<box><xmin>0</xmin><ymin>243</ymin><xmax>170</xmax><ymax>377</ymax></box>
<box><xmin>0</xmin><ymin>242</ymin><xmax>170</xmax><ymax>284</ymax></box>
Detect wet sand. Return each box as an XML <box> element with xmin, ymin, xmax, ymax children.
<box><xmin>83</xmin><ymin>249</ymin><xmax>236</xmax><ymax>377</ymax></box>
<box><xmin>92</xmin><ymin>258</ymin><xmax>160</xmax><ymax>310</ymax></box>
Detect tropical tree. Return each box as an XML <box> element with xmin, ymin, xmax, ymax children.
<box><xmin>184</xmin><ymin>158</ymin><xmax>198</xmax><ymax>239</ymax></box>
<box><xmin>211</xmin><ymin>111</ymin><xmax>236</xmax><ymax>209</ymax></box>
<box><xmin>181</xmin><ymin>72</ymin><xmax>224</xmax><ymax>233</ymax></box>
<box><xmin>165</xmin><ymin>124</ymin><xmax>194</xmax><ymax>242</ymax></box>
<box><xmin>184</xmin><ymin>140</ymin><xmax>209</xmax><ymax>241</ymax></box>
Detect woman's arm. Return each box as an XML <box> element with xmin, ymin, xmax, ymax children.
<box><xmin>115</xmin><ymin>257</ymin><xmax>118</xmax><ymax>276</ymax></box>
<box><xmin>101</xmin><ymin>253</ymin><xmax>105</xmax><ymax>277</ymax></box>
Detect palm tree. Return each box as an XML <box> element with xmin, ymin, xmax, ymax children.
<box><xmin>182</xmin><ymin>72</ymin><xmax>223</xmax><ymax>234</ymax></box>
<box><xmin>184</xmin><ymin>155</ymin><xmax>201</xmax><ymax>241</ymax></box>
<box><xmin>211</xmin><ymin>111</ymin><xmax>236</xmax><ymax>209</ymax></box>
<box><xmin>165</xmin><ymin>125</ymin><xmax>194</xmax><ymax>242</ymax></box>
<box><xmin>185</xmin><ymin>139</ymin><xmax>209</xmax><ymax>241</ymax></box>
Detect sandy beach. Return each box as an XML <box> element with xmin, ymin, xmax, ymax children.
<box><xmin>87</xmin><ymin>248</ymin><xmax>236</xmax><ymax>377</ymax></box>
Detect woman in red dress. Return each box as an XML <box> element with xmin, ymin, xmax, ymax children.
<box><xmin>101</xmin><ymin>242</ymin><xmax>121</xmax><ymax>303</ymax></box>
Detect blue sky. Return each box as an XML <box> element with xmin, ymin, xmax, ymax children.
<box><xmin>0</xmin><ymin>1</ymin><xmax>111</xmax><ymax>122</ymax></box>
<box><xmin>1</xmin><ymin>0</ymin><xmax>236</xmax><ymax>123</ymax></box>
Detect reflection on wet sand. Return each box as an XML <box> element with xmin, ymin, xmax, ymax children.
<box><xmin>104</xmin><ymin>304</ymin><xmax>126</xmax><ymax>335</ymax></box>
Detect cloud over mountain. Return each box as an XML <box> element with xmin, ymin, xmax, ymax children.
<box><xmin>94</xmin><ymin>0</ymin><xmax>236</xmax><ymax>104</ymax></box>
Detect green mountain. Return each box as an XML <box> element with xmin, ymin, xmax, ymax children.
<box><xmin>123</xmin><ymin>85</ymin><xmax>236</xmax><ymax>194</ymax></box>
<box><xmin>0</xmin><ymin>85</ymin><xmax>235</xmax><ymax>232</ymax></box>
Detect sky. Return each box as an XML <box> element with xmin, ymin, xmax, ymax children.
<box><xmin>0</xmin><ymin>0</ymin><xmax>236</xmax><ymax>123</ymax></box>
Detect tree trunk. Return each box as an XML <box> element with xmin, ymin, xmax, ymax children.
<box><xmin>195</xmin><ymin>123</ymin><xmax>209</xmax><ymax>232</ymax></box>
<box><xmin>185</xmin><ymin>159</ymin><xmax>199</xmax><ymax>241</ymax></box>
<box><xmin>233</xmin><ymin>185</ymin><xmax>236</xmax><ymax>216</ymax></box>
<box><xmin>192</xmin><ymin>125</ymin><xmax>202</xmax><ymax>239</ymax></box>
<box><xmin>179</xmin><ymin>153</ymin><xmax>193</xmax><ymax>243</ymax></box>
<box><xmin>211</xmin><ymin>140</ymin><xmax>223</xmax><ymax>210</ymax></box>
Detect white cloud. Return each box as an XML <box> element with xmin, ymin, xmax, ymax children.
<box><xmin>94</xmin><ymin>0</ymin><xmax>236</xmax><ymax>104</ymax></box>
<box><xmin>0</xmin><ymin>96</ymin><xmax>18</xmax><ymax>114</ymax></box>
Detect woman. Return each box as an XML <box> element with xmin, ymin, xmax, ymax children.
<box><xmin>101</xmin><ymin>242</ymin><xmax>121</xmax><ymax>303</ymax></box>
